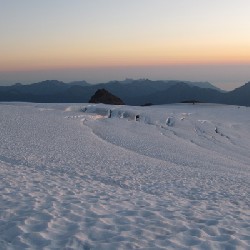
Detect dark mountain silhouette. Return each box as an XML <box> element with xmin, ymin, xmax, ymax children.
<box><xmin>67</xmin><ymin>80</ymin><xmax>90</xmax><ymax>87</ymax></box>
<box><xmin>89</xmin><ymin>89</ymin><xmax>124</xmax><ymax>105</ymax></box>
<box><xmin>89</xmin><ymin>80</ymin><xmax>175</xmax><ymax>104</ymax></box>
<box><xmin>0</xmin><ymin>79</ymin><xmax>249</xmax><ymax>106</ymax></box>
<box><xmin>137</xmin><ymin>82</ymin><xmax>224</xmax><ymax>105</ymax></box>
<box><xmin>223</xmin><ymin>82</ymin><xmax>250</xmax><ymax>106</ymax></box>
<box><xmin>89</xmin><ymin>79</ymin><xmax>222</xmax><ymax>104</ymax></box>
<box><xmin>184</xmin><ymin>81</ymin><xmax>223</xmax><ymax>92</ymax></box>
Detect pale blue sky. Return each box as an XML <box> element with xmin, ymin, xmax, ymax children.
<box><xmin>1</xmin><ymin>0</ymin><xmax>250</xmax><ymax>89</ymax></box>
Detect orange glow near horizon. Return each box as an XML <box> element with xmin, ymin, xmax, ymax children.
<box><xmin>1</xmin><ymin>23</ymin><xmax>250</xmax><ymax>72</ymax></box>
<box><xmin>2</xmin><ymin>44</ymin><xmax>250</xmax><ymax>72</ymax></box>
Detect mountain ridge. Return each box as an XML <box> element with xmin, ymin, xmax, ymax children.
<box><xmin>0</xmin><ymin>79</ymin><xmax>249</xmax><ymax>106</ymax></box>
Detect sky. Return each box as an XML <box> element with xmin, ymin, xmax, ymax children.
<box><xmin>1</xmin><ymin>0</ymin><xmax>250</xmax><ymax>90</ymax></box>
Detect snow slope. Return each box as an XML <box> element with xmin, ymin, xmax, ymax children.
<box><xmin>0</xmin><ymin>102</ymin><xmax>249</xmax><ymax>249</ymax></box>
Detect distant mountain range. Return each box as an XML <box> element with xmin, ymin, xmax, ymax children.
<box><xmin>0</xmin><ymin>79</ymin><xmax>250</xmax><ymax>106</ymax></box>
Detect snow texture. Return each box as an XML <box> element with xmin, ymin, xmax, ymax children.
<box><xmin>0</xmin><ymin>102</ymin><xmax>249</xmax><ymax>249</ymax></box>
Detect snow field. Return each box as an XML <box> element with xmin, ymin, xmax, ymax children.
<box><xmin>0</xmin><ymin>103</ymin><xmax>249</xmax><ymax>249</ymax></box>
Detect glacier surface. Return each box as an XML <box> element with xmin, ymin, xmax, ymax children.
<box><xmin>0</xmin><ymin>102</ymin><xmax>249</xmax><ymax>249</ymax></box>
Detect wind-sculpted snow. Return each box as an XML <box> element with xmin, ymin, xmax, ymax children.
<box><xmin>0</xmin><ymin>103</ymin><xmax>249</xmax><ymax>249</ymax></box>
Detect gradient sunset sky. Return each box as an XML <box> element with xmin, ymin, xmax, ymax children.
<box><xmin>1</xmin><ymin>0</ymin><xmax>250</xmax><ymax>89</ymax></box>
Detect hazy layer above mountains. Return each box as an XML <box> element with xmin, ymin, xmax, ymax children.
<box><xmin>1</xmin><ymin>63</ymin><xmax>250</xmax><ymax>91</ymax></box>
